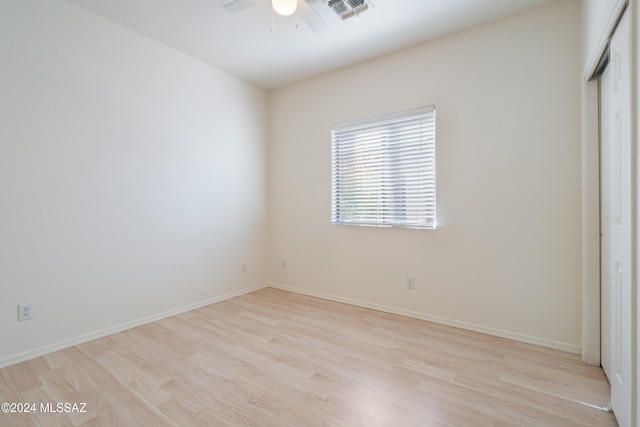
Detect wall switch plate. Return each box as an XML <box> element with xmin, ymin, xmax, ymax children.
<box><xmin>18</xmin><ymin>303</ymin><xmax>33</xmax><ymax>321</ymax></box>
<box><xmin>280</xmin><ymin>260</ymin><xmax>286</xmax><ymax>269</ymax></box>
<box><xmin>406</xmin><ymin>277</ymin><xmax>415</xmax><ymax>290</ymax></box>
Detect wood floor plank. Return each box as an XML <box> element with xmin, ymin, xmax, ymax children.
<box><xmin>0</xmin><ymin>288</ymin><xmax>617</xmax><ymax>426</ymax></box>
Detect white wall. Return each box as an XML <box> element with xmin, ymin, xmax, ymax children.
<box><xmin>269</xmin><ymin>0</ymin><xmax>582</xmax><ymax>351</ymax></box>
<box><xmin>0</xmin><ymin>0</ymin><xmax>269</xmax><ymax>366</ymax></box>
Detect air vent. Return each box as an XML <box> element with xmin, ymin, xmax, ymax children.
<box><xmin>327</xmin><ymin>0</ymin><xmax>372</xmax><ymax>20</ymax></box>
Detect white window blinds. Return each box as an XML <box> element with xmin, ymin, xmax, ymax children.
<box><xmin>331</xmin><ymin>106</ymin><xmax>436</xmax><ymax>229</ymax></box>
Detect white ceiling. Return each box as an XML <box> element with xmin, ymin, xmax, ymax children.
<box><xmin>63</xmin><ymin>0</ymin><xmax>558</xmax><ymax>89</ymax></box>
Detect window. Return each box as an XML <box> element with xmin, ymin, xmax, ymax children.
<box><xmin>331</xmin><ymin>106</ymin><xmax>436</xmax><ymax>229</ymax></box>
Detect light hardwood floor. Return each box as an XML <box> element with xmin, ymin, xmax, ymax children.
<box><xmin>0</xmin><ymin>288</ymin><xmax>616</xmax><ymax>426</ymax></box>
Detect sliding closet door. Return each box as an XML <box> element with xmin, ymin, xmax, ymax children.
<box><xmin>600</xmin><ymin>10</ymin><xmax>632</xmax><ymax>427</ymax></box>
<box><xmin>600</xmin><ymin>47</ymin><xmax>613</xmax><ymax>382</ymax></box>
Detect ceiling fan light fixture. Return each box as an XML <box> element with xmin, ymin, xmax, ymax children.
<box><xmin>272</xmin><ymin>0</ymin><xmax>297</xmax><ymax>16</ymax></box>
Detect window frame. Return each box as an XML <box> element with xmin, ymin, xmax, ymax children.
<box><xmin>331</xmin><ymin>105</ymin><xmax>436</xmax><ymax>230</ymax></box>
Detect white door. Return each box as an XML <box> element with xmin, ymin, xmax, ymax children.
<box><xmin>600</xmin><ymin>49</ymin><xmax>612</xmax><ymax>381</ymax></box>
<box><xmin>600</xmin><ymin>10</ymin><xmax>632</xmax><ymax>427</ymax></box>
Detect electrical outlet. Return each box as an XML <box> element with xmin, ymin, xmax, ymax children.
<box><xmin>241</xmin><ymin>263</ymin><xmax>247</xmax><ymax>273</ymax></box>
<box><xmin>18</xmin><ymin>303</ymin><xmax>33</xmax><ymax>321</ymax></box>
<box><xmin>280</xmin><ymin>259</ymin><xmax>286</xmax><ymax>269</ymax></box>
<box><xmin>406</xmin><ymin>277</ymin><xmax>415</xmax><ymax>290</ymax></box>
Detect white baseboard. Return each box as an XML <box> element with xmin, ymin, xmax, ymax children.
<box><xmin>1</xmin><ymin>282</ymin><xmax>580</xmax><ymax>368</ymax></box>
<box><xmin>0</xmin><ymin>283</ymin><xmax>269</xmax><ymax>369</ymax></box>
<box><xmin>268</xmin><ymin>283</ymin><xmax>581</xmax><ymax>355</ymax></box>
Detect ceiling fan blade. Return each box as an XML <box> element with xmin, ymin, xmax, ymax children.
<box><xmin>223</xmin><ymin>0</ymin><xmax>259</xmax><ymax>13</ymax></box>
<box><xmin>299</xmin><ymin>0</ymin><xmax>328</xmax><ymax>33</ymax></box>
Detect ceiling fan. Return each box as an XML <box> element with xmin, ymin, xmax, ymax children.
<box><xmin>223</xmin><ymin>0</ymin><xmax>329</xmax><ymax>33</ymax></box>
